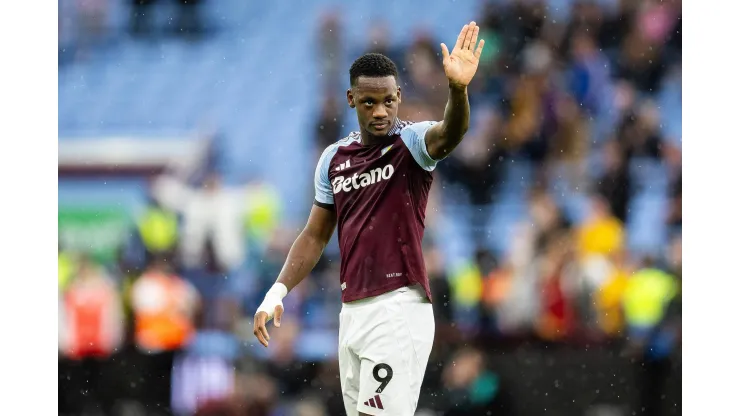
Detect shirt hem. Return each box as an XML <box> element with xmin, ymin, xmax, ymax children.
<box><xmin>341</xmin><ymin>279</ymin><xmax>431</xmax><ymax>304</ymax></box>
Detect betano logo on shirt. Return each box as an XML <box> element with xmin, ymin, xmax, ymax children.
<box><xmin>332</xmin><ymin>164</ymin><xmax>395</xmax><ymax>194</ymax></box>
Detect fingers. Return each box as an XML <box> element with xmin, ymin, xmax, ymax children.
<box><xmin>469</xmin><ymin>25</ymin><xmax>480</xmax><ymax>52</ymax></box>
<box><xmin>274</xmin><ymin>304</ymin><xmax>284</xmax><ymax>328</ymax></box>
<box><xmin>454</xmin><ymin>24</ymin><xmax>468</xmax><ymax>51</ymax></box>
<box><xmin>253</xmin><ymin>312</ymin><xmax>270</xmax><ymax>347</ymax></box>
<box><xmin>462</xmin><ymin>21</ymin><xmax>476</xmax><ymax>50</ymax></box>
<box><xmin>257</xmin><ymin>325</ymin><xmax>270</xmax><ymax>347</ymax></box>
<box><xmin>474</xmin><ymin>39</ymin><xmax>485</xmax><ymax>58</ymax></box>
<box><xmin>440</xmin><ymin>43</ymin><xmax>450</xmax><ymax>62</ymax></box>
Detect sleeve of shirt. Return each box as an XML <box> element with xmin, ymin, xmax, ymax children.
<box><xmin>314</xmin><ymin>146</ymin><xmax>335</xmax><ymax>209</ymax></box>
<box><xmin>400</xmin><ymin>120</ymin><xmax>441</xmax><ymax>172</ymax></box>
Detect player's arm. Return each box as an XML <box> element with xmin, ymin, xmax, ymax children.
<box><xmin>253</xmin><ymin>145</ymin><xmax>339</xmax><ymax>348</ymax></box>
<box><xmin>277</xmin><ymin>206</ymin><xmax>337</xmax><ymax>290</ymax></box>
<box><xmin>253</xmin><ymin>205</ymin><xmax>337</xmax><ymax>347</ymax></box>
<box><xmin>424</xmin><ymin>21</ymin><xmax>485</xmax><ymax>160</ymax></box>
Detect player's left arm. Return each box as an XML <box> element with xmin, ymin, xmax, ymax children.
<box><xmin>424</xmin><ymin>21</ymin><xmax>485</xmax><ymax>160</ymax></box>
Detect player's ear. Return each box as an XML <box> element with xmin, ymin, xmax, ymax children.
<box><xmin>396</xmin><ymin>86</ymin><xmax>402</xmax><ymax>104</ymax></box>
<box><xmin>347</xmin><ymin>89</ymin><xmax>355</xmax><ymax>108</ymax></box>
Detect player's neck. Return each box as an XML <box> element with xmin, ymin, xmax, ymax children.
<box><xmin>360</xmin><ymin>132</ymin><xmax>387</xmax><ymax>147</ymax></box>
<box><xmin>360</xmin><ymin>119</ymin><xmax>398</xmax><ymax>146</ymax></box>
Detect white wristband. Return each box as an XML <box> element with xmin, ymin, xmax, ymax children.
<box><xmin>256</xmin><ymin>283</ymin><xmax>288</xmax><ymax>320</ymax></box>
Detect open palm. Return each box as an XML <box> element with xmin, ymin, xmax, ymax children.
<box><xmin>441</xmin><ymin>22</ymin><xmax>485</xmax><ymax>88</ymax></box>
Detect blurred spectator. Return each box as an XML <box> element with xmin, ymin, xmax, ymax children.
<box><xmin>426</xmin><ymin>246</ymin><xmax>453</xmax><ymax>325</ymax></box>
<box><xmin>152</xmin><ymin>172</ymin><xmax>249</xmax><ymax>274</ymax></box>
<box><xmin>597</xmin><ymin>79</ymin><xmax>638</xmax><ymax>146</ymax></box>
<box><xmin>636</xmin><ymin>0</ymin><xmax>681</xmax><ymax>47</ymax></box>
<box><xmin>449</xmin><ymin>260</ymin><xmax>485</xmax><ymax>334</ymax></box>
<box><xmin>596</xmin><ymin>140</ymin><xmax>632</xmax><ymax>223</ymax></box>
<box><xmin>622</xmin><ymin>257</ymin><xmax>680</xmax><ymax>416</ymax></box>
<box><xmin>264</xmin><ymin>320</ymin><xmax>318</xmax><ymax>397</ymax></box>
<box><xmin>171</xmin><ymin>347</ymin><xmax>237</xmax><ymax>415</ymax></box>
<box><xmin>242</xmin><ymin>179</ymin><xmax>283</xmax><ymax>253</ymax></box>
<box><xmin>577</xmin><ymin>195</ymin><xmax>624</xmax><ymax>259</ymax></box>
<box><xmin>486</xmin><ymin>189</ymin><xmax>573</xmax><ymax>338</ymax></box>
<box><xmin>500</xmin><ymin>40</ymin><xmax>556</xmax><ymax>164</ymax></box>
<box><xmin>567</xmin><ymin>29</ymin><xmax>611</xmax><ymax>116</ymax></box>
<box><xmin>594</xmin><ymin>251</ymin><xmax>631</xmax><ymax>338</ymax></box>
<box><xmin>526</xmin><ymin>187</ymin><xmax>572</xmax><ymax>254</ymax></box>
<box><xmin>440</xmin><ymin>347</ymin><xmax>511</xmax><ymax>415</ymax></box>
<box><xmin>59</xmin><ymin>256</ymin><xmax>124</xmax><ymax>414</ymax></box>
<box><xmin>599</xmin><ymin>0</ymin><xmax>638</xmax><ymax>50</ymax></box>
<box><xmin>622</xmin><ymin>258</ymin><xmax>679</xmax><ymax>344</ymax></box>
<box><xmin>60</xmin><ymin>257</ymin><xmax>124</xmax><ymax>358</ymax></box>
<box><xmin>58</xmin><ymin>246</ymin><xmax>77</xmax><ymax>292</ymax></box>
<box><xmin>535</xmin><ymin>232</ymin><xmax>577</xmax><ymax>341</ymax></box>
<box><xmin>481</xmin><ymin>255</ymin><xmax>513</xmax><ymax>332</ymax></box>
<box><xmin>618</xmin><ymin>99</ymin><xmax>665</xmax><ymax>162</ymax></box>
<box><xmin>578</xmin><ymin>253</ymin><xmax>621</xmax><ymax>339</ymax></box>
<box><xmin>131</xmin><ymin>257</ymin><xmax>201</xmax><ymax>412</ymax></box>
<box><xmin>548</xmin><ymin>93</ymin><xmax>590</xmax><ymax>190</ymax></box>
<box><xmin>137</xmin><ymin>196</ymin><xmax>179</xmax><ymax>265</ymax></box>
<box><xmin>615</xmin><ymin>14</ymin><xmax>667</xmax><ymax>93</ymax></box>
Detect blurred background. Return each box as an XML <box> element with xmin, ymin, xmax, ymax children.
<box><xmin>58</xmin><ymin>0</ymin><xmax>681</xmax><ymax>415</ymax></box>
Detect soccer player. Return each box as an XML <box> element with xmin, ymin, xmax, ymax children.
<box><xmin>254</xmin><ymin>22</ymin><xmax>485</xmax><ymax>415</ymax></box>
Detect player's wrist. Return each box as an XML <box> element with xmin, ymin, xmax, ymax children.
<box><xmin>447</xmin><ymin>81</ymin><xmax>468</xmax><ymax>92</ymax></box>
<box><xmin>266</xmin><ymin>282</ymin><xmax>288</xmax><ymax>300</ymax></box>
<box><xmin>256</xmin><ymin>283</ymin><xmax>288</xmax><ymax>316</ymax></box>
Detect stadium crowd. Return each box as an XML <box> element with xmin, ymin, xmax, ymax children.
<box><xmin>59</xmin><ymin>0</ymin><xmax>681</xmax><ymax>415</ymax></box>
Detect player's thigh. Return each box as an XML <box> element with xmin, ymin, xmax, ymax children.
<box><xmin>339</xmin><ymin>352</ymin><xmax>361</xmax><ymax>416</ymax></box>
<box><xmin>400</xmin><ymin>300</ymin><xmax>435</xmax><ymax>407</ymax></box>
<box><xmin>356</xmin><ymin>301</ymin><xmax>434</xmax><ymax>415</ymax></box>
<box><xmin>400</xmin><ymin>300</ymin><xmax>435</xmax><ymax>377</ymax></box>
<box><xmin>357</xmin><ymin>355</ymin><xmax>412</xmax><ymax>415</ymax></box>
<box><xmin>339</xmin><ymin>310</ymin><xmax>361</xmax><ymax>416</ymax></box>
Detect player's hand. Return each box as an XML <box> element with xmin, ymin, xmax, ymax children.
<box><xmin>441</xmin><ymin>21</ymin><xmax>485</xmax><ymax>89</ymax></box>
<box><xmin>253</xmin><ymin>283</ymin><xmax>288</xmax><ymax>347</ymax></box>
<box><xmin>253</xmin><ymin>305</ymin><xmax>284</xmax><ymax>347</ymax></box>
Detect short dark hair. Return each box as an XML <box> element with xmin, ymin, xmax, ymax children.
<box><xmin>349</xmin><ymin>53</ymin><xmax>398</xmax><ymax>87</ymax></box>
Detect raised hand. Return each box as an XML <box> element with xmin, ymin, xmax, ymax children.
<box><xmin>440</xmin><ymin>21</ymin><xmax>485</xmax><ymax>89</ymax></box>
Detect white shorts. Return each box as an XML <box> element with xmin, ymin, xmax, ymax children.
<box><xmin>338</xmin><ymin>284</ymin><xmax>435</xmax><ymax>416</ymax></box>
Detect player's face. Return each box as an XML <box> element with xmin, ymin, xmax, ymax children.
<box><xmin>347</xmin><ymin>76</ymin><xmax>401</xmax><ymax>137</ymax></box>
